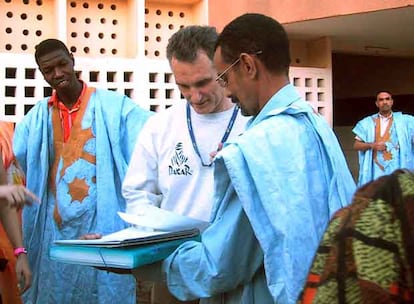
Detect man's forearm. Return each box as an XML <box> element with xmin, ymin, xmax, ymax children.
<box><xmin>353</xmin><ymin>140</ymin><xmax>373</xmax><ymax>151</ymax></box>
<box><xmin>0</xmin><ymin>205</ymin><xmax>23</xmax><ymax>248</ymax></box>
<box><xmin>354</xmin><ymin>139</ymin><xmax>387</xmax><ymax>152</ymax></box>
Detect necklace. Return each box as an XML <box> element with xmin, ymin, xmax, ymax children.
<box><xmin>186</xmin><ymin>103</ymin><xmax>239</xmax><ymax>167</ymax></box>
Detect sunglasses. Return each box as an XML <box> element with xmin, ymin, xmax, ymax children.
<box><xmin>215</xmin><ymin>51</ymin><xmax>263</xmax><ymax>88</ymax></box>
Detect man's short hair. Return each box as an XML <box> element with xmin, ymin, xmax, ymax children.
<box><xmin>35</xmin><ymin>39</ymin><xmax>71</xmax><ymax>65</ymax></box>
<box><xmin>216</xmin><ymin>13</ymin><xmax>291</xmax><ymax>75</ymax></box>
<box><xmin>166</xmin><ymin>25</ymin><xmax>218</xmax><ymax>63</ymax></box>
<box><xmin>375</xmin><ymin>90</ymin><xmax>393</xmax><ymax>99</ymax></box>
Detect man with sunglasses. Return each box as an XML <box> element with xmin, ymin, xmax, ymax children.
<box><xmin>353</xmin><ymin>91</ymin><xmax>414</xmax><ymax>186</ymax></box>
<box><xmin>134</xmin><ymin>13</ymin><xmax>356</xmax><ymax>304</ymax></box>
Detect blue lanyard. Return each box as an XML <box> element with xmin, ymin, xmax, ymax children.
<box><xmin>186</xmin><ymin>103</ymin><xmax>239</xmax><ymax>167</ymax></box>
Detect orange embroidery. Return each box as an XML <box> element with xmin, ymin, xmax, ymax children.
<box><xmin>59</xmin><ymin>126</ymin><xmax>95</xmax><ymax>180</ymax></box>
<box><xmin>50</xmin><ymin>88</ymin><xmax>96</xmax><ymax>228</ymax></box>
<box><xmin>373</xmin><ymin>116</ymin><xmax>393</xmax><ymax>171</ymax></box>
<box><xmin>383</xmin><ymin>150</ymin><xmax>392</xmax><ymax>161</ymax></box>
<box><xmin>68</xmin><ymin>177</ymin><xmax>89</xmax><ymax>203</ymax></box>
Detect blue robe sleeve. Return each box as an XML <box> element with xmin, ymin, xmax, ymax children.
<box><xmin>118</xmin><ymin>96</ymin><xmax>153</xmax><ymax>162</ymax></box>
<box><xmin>162</xmin><ymin>179</ymin><xmax>264</xmax><ymax>301</ymax></box>
<box><xmin>352</xmin><ymin>116</ymin><xmax>375</xmax><ymax>143</ymax></box>
<box><xmin>399</xmin><ymin>114</ymin><xmax>414</xmax><ymax>170</ymax></box>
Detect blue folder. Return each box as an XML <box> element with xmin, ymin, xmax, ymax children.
<box><xmin>50</xmin><ymin>233</ymin><xmax>200</xmax><ymax>269</ymax></box>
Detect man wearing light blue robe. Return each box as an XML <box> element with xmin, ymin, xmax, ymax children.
<box><xmin>132</xmin><ymin>14</ymin><xmax>355</xmax><ymax>304</ymax></box>
<box><xmin>13</xmin><ymin>87</ymin><xmax>151</xmax><ymax>303</ymax></box>
<box><xmin>353</xmin><ymin>110</ymin><xmax>414</xmax><ymax>187</ymax></box>
<box><xmin>158</xmin><ymin>83</ymin><xmax>356</xmax><ymax>303</ymax></box>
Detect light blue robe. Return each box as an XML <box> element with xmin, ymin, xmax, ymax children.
<box><xmin>13</xmin><ymin>89</ymin><xmax>152</xmax><ymax>304</ymax></box>
<box><xmin>162</xmin><ymin>84</ymin><xmax>356</xmax><ymax>303</ymax></box>
<box><xmin>353</xmin><ymin>112</ymin><xmax>414</xmax><ymax>186</ymax></box>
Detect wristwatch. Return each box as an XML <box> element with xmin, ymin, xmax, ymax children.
<box><xmin>14</xmin><ymin>247</ymin><xmax>28</xmax><ymax>257</ymax></box>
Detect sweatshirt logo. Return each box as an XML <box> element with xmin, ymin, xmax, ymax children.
<box><xmin>169</xmin><ymin>142</ymin><xmax>193</xmax><ymax>176</ymax></box>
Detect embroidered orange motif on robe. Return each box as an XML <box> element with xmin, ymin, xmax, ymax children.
<box><xmin>373</xmin><ymin>116</ymin><xmax>393</xmax><ymax>171</ymax></box>
<box><xmin>49</xmin><ymin>88</ymin><xmax>96</xmax><ymax>228</ymax></box>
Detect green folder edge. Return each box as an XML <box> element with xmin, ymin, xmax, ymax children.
<box><xmin>49</xmin><ymin>235</ymin><xmax>201</xmax><ymax>269</ymax></box>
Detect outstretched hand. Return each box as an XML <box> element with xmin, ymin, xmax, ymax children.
<box><xmin>0</xmin><ymin>185</ymin><xmax>40</xmax><ymax>209</ymax></box>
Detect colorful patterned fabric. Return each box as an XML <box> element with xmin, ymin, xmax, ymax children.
<box><xmin>299</xmin><ymin>169</ymin><xmax>414</xmax><ymax>304</ymax></box>
<box><xmin>0</xmin><ymin>121</ymin><xmax>25</xmax><ymax>304</ymax></box>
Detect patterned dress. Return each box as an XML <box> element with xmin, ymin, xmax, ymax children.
<box><xmin>299</xmin><ymin>169</ymin><xmax>414</xmax><ymax>304</ymax></box>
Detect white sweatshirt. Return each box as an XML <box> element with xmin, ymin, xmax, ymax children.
<box><xmin>122</xmin><ymin>100</ymin><xmax>250</xmax><ymax>221</ymax></box>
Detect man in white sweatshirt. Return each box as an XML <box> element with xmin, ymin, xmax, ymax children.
<box><xmin>122</xmin><ymin>25</ymin><xmax>249</xmax><ymax>222</ymax></box>
<box><xmin>122</xmin><ymin>25</ymin><xmax>249</xmax><ymax>304</ymax></box>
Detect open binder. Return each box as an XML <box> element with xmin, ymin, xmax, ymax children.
<box><xmin>49</xmin><ymin>206</ymin><xmax>207</xmax><ymax>269</ymax></box>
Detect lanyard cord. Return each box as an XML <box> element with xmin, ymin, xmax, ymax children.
<box><xmin>186</xmin><ymin>103</ymin><xmax>239</xmax><ymax>167</ymax></box>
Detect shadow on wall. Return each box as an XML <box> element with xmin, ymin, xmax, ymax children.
<box><xmin>334</xmin><ymin>126</ymin><xmax>358</xmax><ymax>182</ymax></box>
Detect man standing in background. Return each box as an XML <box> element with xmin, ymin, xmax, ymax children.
<box><xmin>353</xmin><ymin>90</ymin><xmax>414</xmax><ymax>186</ymax></box>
